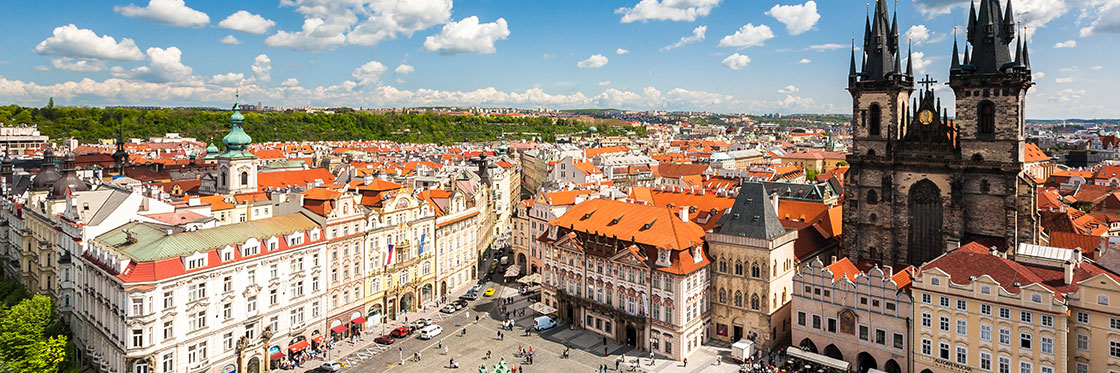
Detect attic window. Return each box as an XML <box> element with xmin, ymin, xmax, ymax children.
<box><xmin>641</xmin><ymin>220</ymin><xmax>655</xmax><ymax>230</ymax></box>
<box><xmin>609</xmin><ymin>216</ymin><xmax>622</xmax><ymax>225</ymax></box>
<box><xmin>582</xmin><ymin>212</ymin><xmax>595</xmax><ymax>220</ymax></box>
<box><xmin>752</xmin><ymin>216</ymin><xmax>760</xmax><ymax>222</ymax></box>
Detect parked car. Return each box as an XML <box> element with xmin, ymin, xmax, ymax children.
<box><xmin>534</xmin><ymin>316</ymin><xmax>557</xmax><ymax>331</ymax></box>
<box><xmin>460</xmin><ymin>292</ymin><xmax>478</xmax><ymax>300</ymax></box>
<box><xmin>453</xmin><ymin>299</ymin><xmax>469</xmax><ymax>308</ymax></box>
<box><xmin>472</xmin><ymin>284</ymin><xmax>485</xmax><ymax>292</ymax></box>
<box><xmin>441</xmin><ymin>305</ymin><xmax>457</xmax><ymax>313</ymax></box>
<box><xmin>321</xmin><ymin>361</ymin><xmax>343</xmax><ymax>372</ymax></box>
<box><xmin>419</xmin><ymin>325</ymin><xmax>444</xmax><ymax>339</ymax></box>
<box><xmin>374</xmin><ymin>335</ymin><xmax>396</xmax><ymax>344</ymax></box>
<box><xmin>411</xmin><ymin>318</ymin><xmax>434</xmax><ymax>329</ymax></box>
<box><xmin>390</xmin><ymin>326</ymin><xmax>411</xmax><ymax>338</ymax></box>
<box><xmin>484</xmin><ymin>288</ymin><xmax>496</xmax><ymax>296</ymax></box>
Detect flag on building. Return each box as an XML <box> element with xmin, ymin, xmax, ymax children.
<box><xmin>386</xmin><ymin>244</ymin><xmax>394</xmax><ymax>265</ymax></box>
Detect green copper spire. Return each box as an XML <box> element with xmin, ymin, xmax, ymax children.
<box><xmin>218</xmin><ymin>93</ymin><xmax>255</xmax><ymax>158</ymax></box>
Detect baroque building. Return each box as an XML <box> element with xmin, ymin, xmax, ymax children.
<box><xmin>843</xmin><ymin>0</ymin><xmax>1040</xmax><ymax>266</ymax></box>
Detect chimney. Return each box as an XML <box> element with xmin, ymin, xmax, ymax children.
<box><xmin>1063</xmin><ymin>260</ymin><xmax>1075</xmax><ymax>285</ymax></box>
<box><xmin>188</xmin><ymin>197</ymin><xmax>200</xmax><ymax>206</ymax></box>
<box><xmin>679</xmin><ymin>206</ymin><xmax>690</xmax><ymax>223</ymax></box>
<box><xmin>830</xmin><ymin>255</ymin><xmax>836</xmax><ymax>265</ymax></box>
<box><xmin>770</xmin><ymin>192</ymin><xmax>780</xmax><ymax>216</ymax></box>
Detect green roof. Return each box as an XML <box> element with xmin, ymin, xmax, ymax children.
<box><xmin>92</xmin><ymin>213</ymin><xmax>319</xmax><ymax>262</ymax></box>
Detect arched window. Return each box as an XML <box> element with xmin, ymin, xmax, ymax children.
<box><xmin>866</xmin><ymin>189</ymin><xmax>879</xmax><ymax>204</ymax></box>
<box><xmin>735</xmin><ymin>261</ymin><xmax>743</xmax><ymax>276</ymax></box>
<box><xmin>978</xmin><ymin>101</ymin><xmax>995</xmax><ymax>135</ymax></box>
<box><xmin>719</xmin><ymin>258</ymin><xmax>727</xmax><ymax>273</ymax></box>
<box><xmin>751</xmin><ymin>263</ymin><xmax>760</xmax><ymax>278</ymax></box>
<box><xmin>734</xmin><ymin>291</ymin><xmax>743</xmax><ymax>307</ymax></box>
<box><xmin>869</xmin><ymin>104</ymin><xmax>882</xmax><ymax>137</ymax></box>
<box><xmin>133</xmin><ymin>360</ymin><xmax>149</xmax><ymax>373</ymax></box>
<box><xmin>240</xmin><ymin>171</ymin><xmax>249</xmax><ymax>186</ymax></box>
<box><xmin>719</xmin><ymin>289</ymin><xmax>726</xmax><ymax>303</ymax></box>
<box><xmin>751</xmin><ymin>294</ymin><xmax>760</xmax><ymax>310</ymax></box>
<box><xmin>980</xmin><ymin>180</ymin><xmax>991</xmax><ymax>193</ymax></box>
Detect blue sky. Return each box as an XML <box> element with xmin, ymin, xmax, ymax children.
<box><xmin>1</xmin><ymin>0</ymin><xmax>1118</xmax><ymax>118</ymax></box>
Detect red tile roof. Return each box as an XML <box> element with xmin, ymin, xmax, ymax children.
<box><xmin>1024</xmin><ymin>143</ymin><xmax>1050</xmax><ymax>163</ymax></box>
<box><xmin>257</xmin><ymin>169</ymin><xmax>334</xmax><ymax>190</ymax></box>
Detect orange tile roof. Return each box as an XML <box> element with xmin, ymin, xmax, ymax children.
<box><xmin>572</xmin><ymin>159</ymin><xmax>603</xmax><ymax>175</ymax></box>
<box><xmin>584</xmin><ymin>146</ymin><xmax>628</xmax><ymax>158</ymax></box>
<box><xmin>257</xmin><ymin>169</ymin><xmax>335</xmax><ymax>190</ymax></box>
<box><xmin>198</xmin><ymin>195</ymin><xmax>234</xmax><ymax>211</ymax></box>
<box><xmin>544</xmin><ymin>190</ymin><xmax>596</xmax><ymax>206</ymax></box>
<box><xmin>1023</xmin><ymin>143</ymin><xmax>1050</xmax><ymax>163</ymax></box>
<box><xmin>439</xmin><ymin>211</ymin><xmax>480</xmax><ymax>227</ymax></box>
<box><xmin>549</xmin><ymin>198</ymin><xmax>705</xmax><ymax>252</ymax></box>
<box><xmin>251</xmin><ymin>148</ymin><xmax>286</xmax><ymax>159</ymax></box>
<box><xmin>826</xmin><ymin>257</ymin><xmax>860</xmax><ymax>282</ymax></box>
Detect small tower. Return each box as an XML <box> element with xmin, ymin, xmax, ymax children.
<box><xmin>112</xmin><ymin>125</ymin><xmax>129</xmax><ymax>173</ymax></box>
<box><xmin>216</xmin><ymin>95</ymin><xmax>258</xmax><ymax>195</ymax></box>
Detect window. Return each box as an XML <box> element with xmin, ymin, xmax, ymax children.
<box><xmin>1041</xmin><ymin>336</ymin><xmax>1053</xmax><ymax>354</ymax></box>
<box><xmin>1020</xmin><ymin>332</ymin><xmax>1032</xmax><ymax>349</ymax></box>
<box><xmin>981</xmin><ymin>304</ymin><xmax>992</xmax><ymax>315</ymax></box>
<box><xmin>893</xmin><ymin>333</ymin><xmax>904</xmax><ymax>349</ymax></box>
<box><xmin>245</xmin><ymin>323</ymin><xmax>255</xmax><ymax>340</ymax></box>
<box><xmin>1100</xmin><ymin>295</ymin><xmax>1111</xmax><ymax>305</ymax></box>
<box><xmin>247</xmin><ymin>296</ymin><xmax>257</xmax><ymax>313</ymax></box>
<box><xmin>189</xmin><ymin>311</ymin><xmax>207</xmax><ymax>331</ymax></box>
<box><xmin>956</xmin><ymin>299</ymin><xmax>967</xmax><ymax>311</ymax></box>
<box><xmin>187</xmin><ymin>342</ymin><xmax>207</xmax><ymax>364</ymax></box>
<box><xmin>827</xmin><ymin>318</ymin><xmax>837</xmax><ymax>333</ymax></box>
<box><xmin>162</xmin><ymin>353</ymin><xmax>174</xmax><ymax>372</ymax></box>
<box><xmin>163</xmin><ymin>291</ymin><xmax>173</xmax><ymax>308</ymax></box>
<box><xmin>921</xmin><ymin>312</ymin><xmax>932</xmax><ymax>328</ymax></box>
<box><xmin>921</xmin><ymin>293</ymin><xmax>931</xmax><ymax>304</ymax></box>
<box><xmin>1040</xmin><ymin>367</ymin><xmax>1052</xmax><ymax>373</ymax></box>
<box><xmin>921</xmin><ymin>339</ymin><xmax>931</xmax><ymax>355</ymax></box>
<box><xmin>980</xmin><ymin>352</ymin><xmax>991</xmax><ymax>371</ymax></box>
<box><xmin>131</xmin><ymin>298</ymin><xmax>144</xmax><ymax>315</ymax></box>
<box><xmin>188</xmin><ymin>283</ymin><xmax>206</xmax><ymax>302</ymax></box>
<box><xmin>1077</xmin><ymin>333</ymin><xmax>1089</xmax><ymax>351</ymax></box>
<box><xmin>1020</xmin><ymin>362</ymin><xmax>1032</xmax><ymax>373</ymax></box>
<box><xmin>859</xmin><ymin>325</ymin><xmax>869</xmax><ymax>341</ymax></box>
<box><xmin>269</xmin><ymin>315</ymin><xmax>279</xmax><ymax>332</ymax></box>
<box><xmin>270</xmin><ymin>289</ymin><xmax>278</xmax><ymax>305</ymax></box>
<box><xmin>939</xmin><ymin>342</ymin><xmax>950</xmax><ymax>360</ymax></box>
<box><xmin>223</xmin><ymin>302</ymin><xmax>232</xmax><ymax>320</ymax></box>
<box><xmin>1041</xmin><ymin>315</ymin><xmax>1053</xmax><ymax>327</ymax></box>
<box><xmin>956</xmin><ymin>346</ymin><xmax>967</xmax><ymax>365</ymax></box>
<box><xmin>1076</xmin><ymin>364</ymin><xmax>1088</xmax><ymax>373</ymax></box>
<box><xmin>939</xmin><ymin>316</ymin><xmax>950</xmax><ymax>331</ymax></box>
<box><xmin>223</xmin><ymin>276</ymin><xmax>232</xmax><ymax>292</ymax></box>
<box><xmin>939</xmin><ymin>296</ymin><xmax>950</xmax><ymax>307</ymax></box>
<box><xmin>248</xmin><ymin>270</ymin><xmax>256</xmax><ymax>283</ymax></box>
<box><xmin>981</xmin><ymin>324</ymin><xmax>992</xmax><ymax>341</ymax></box>
<box><xmin>1020</xmin><ymin>311</ymin><xmax>1032</xmax><ymax>324</ymax></box>
<box><xmin>999</xmin><ymin>357</ymin><xmax>1010</xmax><ymax>373</ymax></box>
<box><xmin>1077</xmin><ymin>312</ymin><xmax>1090</xmax><ymax>323</ymax></box>
<box><xmin>1112</xmin><ymin>341</ymin><xmax>1120</xmax><ymax>358</ymax></box>
<box><xmin>999</xmin><ymin>307</ymin><xmax>1010</xmax><ymax>319</ymax></box>
<box><xmin>131</xmin><ymin>329</ymin><xmax>144</xmax><ymax>348</ymax></box>
<box><xmin>868</xmin><ymin>103</ymin><xmax>882</xmax><ymax>136</ymax></box>
<box><xmin>223</xmin><ymin>332</ymin><xmax>234</xmax><ymax>351</ymax></box>
<box><xmin>957</xmin><ymin>319</ymin><xmax>967</xmax><ymax>335</ymax></box>
<box><xmin>163</xmin><ymin>321</ymin><xmax>173</xmax><ymax>339</ymax></box>
<box><xmin>999</xmin><ymin>328</ymin><xmax>1010</xmax><ymax>345</ymax></box>
<box><xmin>1031</xmin><ymin>294</ymin><xmax>1041</xmax><ymax>303</ymax></box>
<box><xmin>978</xmin><ymin>101</ymin><xmax>995</xmax><ymax>135</ymax></box>
<box><xmin>875</xmin><ymin>329</ymin><xmax>886</xmax><ymax>345</ymax></box>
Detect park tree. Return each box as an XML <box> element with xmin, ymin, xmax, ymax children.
<box><xmin>0</xmin><ymin>294</ymin><xmax>68</xmax><ymax>373</ymax></box>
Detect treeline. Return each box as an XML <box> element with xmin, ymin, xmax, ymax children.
<box><xmin>0</xmin><ymin>105</ymin><xmax>645</xmax><ymax>145</ymax></box>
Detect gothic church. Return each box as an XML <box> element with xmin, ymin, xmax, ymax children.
<box><xmin>842</xmin><ymin>0</ymin><xmax>1041</xmax><ymax>266</ymax></box>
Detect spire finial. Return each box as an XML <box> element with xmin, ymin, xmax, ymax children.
<box><xmin>906</xmin><ymin>38</ymin><xmax>913</xmax><ymax>76</ymax></box>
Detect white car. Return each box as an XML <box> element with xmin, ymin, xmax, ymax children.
<box><xmin>440</xmin><ymin>305</ymin><xmax>457</xmax><ymax>313</ymax></box>
<box><xmin>321</xmin><ymin>361</ymin><xmax>342</xmax><ymax>372</ymax></box>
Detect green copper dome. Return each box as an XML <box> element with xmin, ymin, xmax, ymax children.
<box><xmin>206</xmin><ymin>143</ymin><xmax>219</xmax><ymax>154</ymax></box>
<box><xmin>217</xmin><ymin>95</ymin><xmax>256</xmax><ymax>159</ymax></box>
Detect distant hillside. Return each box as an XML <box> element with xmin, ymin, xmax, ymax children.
<box><xmin>0</xmin><ymin>105</ymin><xmax>645</xmax><ymax>145</ymax></box>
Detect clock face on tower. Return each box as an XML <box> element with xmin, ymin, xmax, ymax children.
<box><xmin>918</xmin><ymin>110</ymin><xmax>935</xmax><ymax>125</ymax></box>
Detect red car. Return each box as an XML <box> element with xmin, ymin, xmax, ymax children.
<box><xmin>374</xmin><ymin>335</ymin><xmax>396</xmax><ymax>344</ymax></box>
<box><xmin>389</xmin><ymin>326</ymin><xmax>411</xmax><ymax>338</ymax></box>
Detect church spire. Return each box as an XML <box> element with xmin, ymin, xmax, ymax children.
<box><xmin>1022</xmin><ymin>27</ymin><xmax>1032</xmax><ymax>69</ymax></box>
<box><xmin>860</xmin><ymin>0</ymin><xmax>898</xmax><ymax>81</ymax></box>
<box><xmin>966</xmin><ymin>0</ymin><xmax>1015</xmax><ymax>73</ymax></box>
<box><xmin>951</xmin><ymin>28</ymin><xmax>962</xmax><ymax>71</ymax></box>
<box><xmin>963</xmin><ymin>44</ymin><xmax>971</xmax><ymax>65</ymax></box>
<box><xmin>849</xmin><ymin>38</ymin><xmax>858</xmax><ymax>77</ymax></box>
<box><xmin>906</xmin><ymin>39</ymin><xmax>913</xmax><ymax>76</ymax></box>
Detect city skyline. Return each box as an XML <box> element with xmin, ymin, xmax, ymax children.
<box><xmin>0</xmin><ymin>0</ymin><xmax>1117</xmax><ymax>118</ymax></box>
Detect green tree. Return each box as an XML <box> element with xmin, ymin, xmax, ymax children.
<box><xmin>0</xmin><ymin>294</ymin><xmax>68</xmax><ymax>373</ymax></box>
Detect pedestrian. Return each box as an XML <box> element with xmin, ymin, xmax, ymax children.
<box><xmin>615</xmin><ymin>358</ymin><xmax>620</xmax><ymax>370</ymax></box>
<box><xmin>438</xmin><ymin>340</ymin><xmax>443</xmax><ymax>349</ymax></box>
<box><xmin>466</xmin><ymin>311</ymin><xmax>470</xmax><ymax>319</ymax></box>
<box><xmin>444</xmin><ymin>346</ymin><xmax>448</xmax><ymax>355</ymax></box>
<box><xmin>683</xmin><ymin>357</ymin><xmax>687</xmax><ymax>367</ymax></box>
<box><xmin>604</xmin><ymin>346</ymin><xmax>608</xmax><ymax>356</ymax></box>
<box><xmin>603</xmin><ymin>336</ymin><xmax>607</xmax><ymax>346</ymax></box>
<box><xmin>498</xmin><ymin>330</ymin><xmax>501</xmax><ymax>338</ymax></box>
<box><xmin>449</xmin><ymin>358</ymin><xmax>454</xmax><ymax>368</ymax></box>
<box><xmin>486</xmin><ymin>350</ymin><xmax>492</xmax><ymax>359</ymax></box>
<box><xmin>476</xmin><ymin>315</ymin><xmax>480</xmax><ymax>322</ymax></box>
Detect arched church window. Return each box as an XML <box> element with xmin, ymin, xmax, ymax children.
<box><xmin>734</xmin><ymin>291</ymin><xmax>743</xmax><ymax>307</ymax></box>
<box><xmin>971</xmin><ymin>154</ymin><xmax>984</xmax><ymax>161</ymax></box>
<box><xmin>978</xmin><ymin>101</ymin><xmax>995</xmax><ymax>135</ymax></box>
<box><xmin>751</xmin><ymin>294</ymin><xmax>760</xmax><ymax>310</ymax></box>
<box><xmin>866</xmin><ymin>189</ymin><xmax>879</xmax><ymax>204</ymax></box>
<box><xmin>719</xmin><ymin>258</ymin><xmax>727</xmax><ymax>273</ymax></box>
<box><xmin>980</xmin><ymin>180</ymin><xmax>991</xmax><ymax>194</ymax></box>
<box><xmin>240</xmin><ymin>171</ymin><xmax>249</xmax><ymax>186</ymax></box>
<box><xmin>869</xmin><ymin>213</ymin><xmax>878</xmax><ymax>223</ymax></box>
<box><xmin>719</xmin><ymin>289</ymin><xmax>726</xmax><ymax>303</ymax></box>
<box><xmin>869</xmin><ymin>104</ymin><xmax>882</xmax><ymax>137</ymax></box>
<box><xmin>735</xmin><ymin>261</ymin><xmax>743</xmax><ymax>276</ymax></box>
<box><xmin>751</xmin><ymin>263</ymin><xmax>760</xmax><ymax>278</ymax></box>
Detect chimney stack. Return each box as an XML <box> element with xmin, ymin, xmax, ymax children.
<box><xmin>770</xmin><ymin>192</ymin><xmax>780</xmax><ymax>216</ymax></box>
<box><xmin>1063</xmin><ymin>260</ymin><xmax>1075</xmax><ymax>285</ymax></box>
<box><xmin>679</xmin><ymin>206</ymin><xmax>690</xmax><ymax>223</ymax></box>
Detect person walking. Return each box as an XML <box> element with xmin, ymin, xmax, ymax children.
<box><xmin>682</xmin><ymin>357</ymin><xmax>687</xmax><ymax>367</ymax></box>
<box><xmin>486</xmin><ymin>350</ymin><xmax>492</xmax><ymax>360</ymax></box>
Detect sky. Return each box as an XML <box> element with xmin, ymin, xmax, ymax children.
<box><xmin>1</xmin><ymin>0</ymin><xmax>1118</xmax><ymax>118</ymax></box>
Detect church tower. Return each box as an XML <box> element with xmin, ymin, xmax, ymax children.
<box><xmin>948</xmin><ymin>0</ymin><xmax>1040</xmax><ymax>251</ymax></box>
<box><xmin>843</xmin><ymin>0</ymin><xmax>1040</xmax><ymax>267</ymax></box>
<box><xmin>216</xmin><ymin>95</ymin><xmax>258</xmax><ymax>195</ymax></box>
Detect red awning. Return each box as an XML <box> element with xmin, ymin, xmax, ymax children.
<box><xmin>331</xmin><ymin>325</ymin><xmax>347</xmax><ymax>333</ymax></box>
<box><xmin>289</xmin><ymin>341</ymin><xmax>310</xmax><ymax>353</ymax></box>
<box><xmin>270</xmin><ymin>352</ymin><xmax>286</xmax><ymax>360</ymax></box>
<box><xmin>312</xmin><ymin>335</ymin><xmax>326</xmax><ymax>344</ymax></box>
<box><xmin>351</xmin><ymin>316</ymin><xmax>367</xmax><ymax>324</ymax></box>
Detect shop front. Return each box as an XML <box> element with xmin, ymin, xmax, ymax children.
<box><xmin>349</xmin><ymin>311</ymin><xmax>367</xmax><ymax>338</ymax></box>
<box><xmin>268</xmin><ymin>345</ymin><xmax>284</xmax><ymax>370</ymax></box>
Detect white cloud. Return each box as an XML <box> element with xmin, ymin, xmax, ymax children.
<box><xmin>912</xmin><ymin>0</ymin><xmax>970</xmax><ymax>16</ymax></box>
<box><xmin>1017</xmin><ymin>0</ymin><xmax>1072</xmax><ymax>37</ymax></box>
<box><xmin>577</xmin><ymin>54</ymin><xmax>609</xmax><ymax>69</ymax></box>
<box><xmin>114</xmin><ymin>0</ymin><xmax>209</xmax><ymax>28</ymax></box>
<box><xmin>616</xmin><ymin>48</ymin><xmax>630</xmax><ymax>55</ymax></box>
<box><xmin>615</xmin><ymin>0</ymin><xmax>722</xmax><ymax>23</ymax></box>
<box><xmin>220</xmin><ymin>35</ymin><xmax>241</xmax><ymax>45</ymax></box>
<box><xmin>1054</xmin><ymin>88</ymin><xmax>1085</xmax><ymax>102</ymax></box>
<box><xmin>542</xmin><ymin>53</ymin><xmax>555</xmax><ymax>59</ymax></box>
<box><xmin>211</xmin><ymin>73</ymin><xmax>244</xmax><ymax>86</ymax></box>
<box><xmin>661</xmin><ymin>25</ymin><xmax>706</xmax><ymax>51</ymax></box>
<box><xmin>907</xmin><ymin>52</ymin><xmax>934</xmax><ymax>74</ymax></box>
<box><xmin>904</xmin><ymin>25</ymin><xmax>946</xmax><ymax>46</ymax></box>
<box><xmin>1035</xmin><ymin>72</ymin><xmax>1046</xmax><ymax>79</ymax></box>
<box><xmin>1081</xmin><ymin>0</ymin><xmax>1120</xmax><ymax>37</ymax></box>
<box><xmin>598</xmin><ymin>81</ymin><xmax>612</xmax><ymax>87</ymax></box>
<box><xmin>422</xmin><ymin>17</ymin><xmax>510</xmax><ymax>55</ymax></box>
<box><xmin>347</xmin><ymin>0</ymin><xmax>453</xmax><ymax>46</ymax></box>
<box><xmin>778</xmin><ymin>85</ymin><xmax>799</xmax><ymax>94</ymax></box>
<box><xmin>807</xmin><ymin>43</ymin><xmax>845</xmax><ymax>51</ymax></box>
<box><xmin>765</xmin><ymin>1</ymin><xmax>819</xmax><ymax>35</ymax></box>
<box><xmin>251</xmin><ymin>54</ymin><xmax>271</xmax><ymax>83</ymax></box>
<box><xmin>1054</xmin><ymin>40</ymin><xmax>1077</xmax><ymax>48</ymax></box>
<box><xmin>1092</xmin><ymin>65</ymin><xmax>1104</xmax><ymax>71</ymax></box>
<box><xmin>51</xmin><ymin>58</ymin><xmax>106</xmax><ymax>72</ymax></box>
<box><xmin>799</xmin><ymin>58</ymin><xmax>811</xmax><ymax>64</ymax></box>
<box><xmin>1055</xmin><ymin>77</ymin><xmax>1074</xmax><ymax>83</ymax></box>
<box><xmin>1060</xmin><ymin>67</ymin><xmax>1078</xmax><ymax>73</ymax></box>
<box><xmin>719</xmin><ymin>24</ymin><xmax>774</xmax><ymax>48</ymax></box>
<box><xmin>265</xmin><ymin>17</ymin><xmax>349</xmax><ymax>52</ymax></box>
<box><xmin>281</xmin><ymin>78</ymin><xmax>300</xmax><ymax>87</ymax></box>
<box><xmin>218</xmin><ymin>10</ymin><xmax>275</xmax><ymax>34</ymax></box>
<box><xmin>720</xmin><ymin>53</ymin><xmax>751</xmax><ymax>70</ymax></box>
<box><xmin>352</xmin><ymin>61</ymin><xmax>388</xmax><ymax>86</ymax></box>
<box><xmin>110</xmin><ymin>47</ymin><xmax>194</xmax><ymax>83</ymax></box>
<box><xmin>32</xmin><ymin>24</ymin><xmax>145</xmax><ymax>61</ymax></box>
<box><xmin>395</xmin><ymin>64</ymin><xmax>415</xmax><ymax>75</ymax></box>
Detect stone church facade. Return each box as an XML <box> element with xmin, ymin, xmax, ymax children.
<box><xmin>842</xmin><ymin>0</ymin><xmax>1041</xmax><ymax>267</ymax></box>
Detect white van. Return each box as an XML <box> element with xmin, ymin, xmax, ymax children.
<box><xmin>534</xmin><ymin>316</ymin><xmax>556</xmax><ymax>331</ymax></box>
<box><xmin>419</xmin><ymin>324</ymin><xmax>443</xmax><ymax>339</ymax></box>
